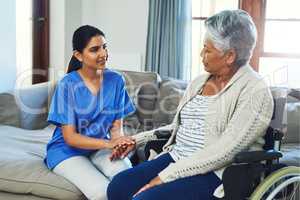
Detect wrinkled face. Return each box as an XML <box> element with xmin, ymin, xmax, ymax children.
<box><xmin>75</xmin><ymin>35</ymin><xmax>108</xmax><ymax>70</ymax></box>
<box><xmin>200</xmin><ymin>38</ymin><xmax>228</xmax><ymax>74</ymax></box>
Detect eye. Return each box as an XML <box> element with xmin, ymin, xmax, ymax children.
<box><xmin>202</xmin><ymin>47</ymin><xmax>208</xmax><ymax>53</ymax></box>
<box><xmin>90</xmin><ymin>47</ymin><xmax>99</xmax><ymax>52</ymax></box>
<box><xmin>102</xmin><ymin>43</ymin><xmax>107</xmax><ymax>50</ymax></box>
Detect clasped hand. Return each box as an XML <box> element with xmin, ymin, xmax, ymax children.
<box><xmin>108</xmin><ymin>137</ymin><xmax>164</xmax><ymax>196</ymax></box>
<box><xmin>108</xmin><ymin>136</ymin><xmax>136</xmax><ymax>161</ymax></box>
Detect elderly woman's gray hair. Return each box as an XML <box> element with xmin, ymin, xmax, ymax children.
<box><xmin>205</xmin><ymin>9</ymin><xmax>257</xmax><ymax>67</ymax></box>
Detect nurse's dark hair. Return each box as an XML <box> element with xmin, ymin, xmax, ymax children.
<box><xmin>66</xmin><ymin>25</ymin><xmax>105</xmax><ymax>73</ymax></box>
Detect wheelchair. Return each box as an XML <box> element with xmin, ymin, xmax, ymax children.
<box><xmin>141</xmin><ymin>126</ymin><xmax>300</xmax><ymax>200</ymax></box>
<box><xmin>130</xmin><ymin>89</ymin><xmax>300</xmax><ymax>200</ymax></box>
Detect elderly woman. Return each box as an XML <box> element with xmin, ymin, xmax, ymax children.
<box><xmin>107</xmin><ymin>10</ymin><xmax>274</xmax><ymax>200</ymax></box>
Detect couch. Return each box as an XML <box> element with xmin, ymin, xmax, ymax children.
<box><xmin>0</xmin><ymin>70</ymin><xmax>299</xmax><ymax>200</ymax></box>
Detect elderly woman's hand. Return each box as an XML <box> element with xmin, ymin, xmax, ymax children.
<box><xmin>133</xmin><ymin>176</ymin><xmax>163</xmax><ymax>197</ymax></box>
<box><xmin>109</xmin><ymin>137</ymin><xmax>136</xmax><ymax>161</ymax></box>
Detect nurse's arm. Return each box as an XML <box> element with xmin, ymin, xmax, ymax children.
<box><xmin>110</xmin><ymin>119</ymin><xmax>135</xmax><ymax>145</ymax></box>
<box><xmin>109</xmin><ymin>119</ymin><xmax>136</xmax><ymax>160</ymax></box>
<box><xmin>110</xmin><ymin>119</ymin><xmax>123</xmax><ymax>139</ymax></box>
<box><xmin>61</xmin><ymin>124</ymin><xmax>127</xmax><ymax>150</ymax></box>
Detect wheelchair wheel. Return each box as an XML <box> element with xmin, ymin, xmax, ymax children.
<box><xmin>250</xmin><ymin>166</ymin><xmax>300</xmax><ymax>200</ymax></box>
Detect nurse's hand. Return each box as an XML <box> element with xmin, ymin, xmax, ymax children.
<box><xmin>107</xmin><ymin>136</ymin><xmax>134</xmax><ymax>149</ymax></box>
<box><xmin>108</xmin><ymin>137</ymin><xmax>135</xmax><ymax>160</ymax></box>
<box><xmin>111</xmin><ymin>143</ymin><xmax>136</xmax><ymax>160</ymax></box>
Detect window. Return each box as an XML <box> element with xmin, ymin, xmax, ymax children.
<box><xmin>16</xmin><ymin>0</ymin><xmax>33</xmax><ymax>87</ymax></box>
<box><xmin>192</xmin><ymin>0</ymin><xmax>300</xmax><ymax>88</ymax></box>
<box><xmin>191</xmin><ymin>0</ymin><xmax>239</xmax><ymax>79</ymax></box>
<box><xmin>15</xmin><ymin>0</ymin><xmax>49</xmax><ymax>88</ymax></box>
<box><xmin>259</xmin><ymin>0</ymin><xmax>300</xmax><ymax>88</ymax></box>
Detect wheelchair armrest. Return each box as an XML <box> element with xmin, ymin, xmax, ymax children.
<box><xmin>144</xmin><ymin>139</ymin><xmax>168</xmax><ymax>159</ymax></box>
<box><xmin>154</xmin><ymin>130</ymin><xmax>172</xmax><ymax>139</ymax></box>
<box><xmin>234</xmin><ymin>150</ymin><xmax>283</xmax><ymax>164</ymax></box>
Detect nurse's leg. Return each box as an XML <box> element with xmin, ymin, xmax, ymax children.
<box><xmin>90</xmin><ymin>149</ymin><xmax>132</xmax><ymax>180</ymax></box>
<box><xmin>53</xmin><ymin>156</ymin><xmax>109</xmax><ymax>200</ymax></box>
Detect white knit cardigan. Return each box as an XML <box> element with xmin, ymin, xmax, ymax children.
<box><xmin>133</xmin><ymin>65</ymin><xmax>274</xmax><ymax>183</ymax></box>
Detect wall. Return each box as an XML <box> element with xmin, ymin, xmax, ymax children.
<box><xmin>64</xmin><ymin>0</ymin><xmax>82</xmax><ymax>66</ymax></box>
<box><xmin>49</xmin><ymin>0</ymin><xmax>65</xmax><ymax>82</ymax></box>
<box><xmin>49</xmin><ymin>0</ymin><xmax>82</xmax><ymax>82</ymax></box>
<box><xmin>0</xmin><ymin>0</ymin><xmax>16</xmax><ymax>93</ymax></box>
<box><xmin>50</xmin><ymin>0</ymin><xmax>148</xmax><ymax>82</ymax></box>
<box><xmin>82</xmin><ymin>0</ymin><xmax>148</xmax><ymax>72</ymax></box>
<box><xmin>16</xmin><ymin>0</ymin><xmax>32</xmax><ymax>87</ymax></box>
<box><xmin>10</xmin><ymin>0</ymin><xmax>148</xmax><ymax>84</ymax></box>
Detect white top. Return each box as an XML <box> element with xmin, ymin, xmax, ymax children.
<box><xmin>170</xmin><ymin>94</ymin><xmax>217</xmax><ymax>161</ymax></box>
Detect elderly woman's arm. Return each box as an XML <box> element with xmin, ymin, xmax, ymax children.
<box><xmin>158</xmin><ymin>80</ymin><xmax>274</xmax><ymax>183</ymax></box>
<box><xmin>132</xmin><ymin>123</ymin><xmax>176</xmax><ymax>147</ymax></box>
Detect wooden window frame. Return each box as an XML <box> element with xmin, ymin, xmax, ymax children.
<box><xmin>262</xmin><ymin>1</ymin><xmax>300</xmax><ymax>59</ymax></box>
<box><xmin>240</xmin><ymin>0</ymin><xmax>300</xmax><ymax>72</ymax></box>
<box><xmin>32</xmin><ymin>0</ymin><xmax>49</xmax><ymax>84</ymax></box>
<box><xmin>192</xmin><ymin>0</ymin><xmax>300</xmax><ymax>72</ymax></box>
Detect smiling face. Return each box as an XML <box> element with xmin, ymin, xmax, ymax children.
<box><xmin>74</xmin><ymin>35</ymin><xmax>108</xmax><ymax>71</ymax></box>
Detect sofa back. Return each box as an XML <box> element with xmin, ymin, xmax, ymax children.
<box><xmin>270</xmin><ymin>87</ymin><xmax>300</xmax><ymax>144</ymax></box>
<box><xmin>286</xmin><ymin>91</ymin><xmax>300</xmax><ymax>143</ymax></box>
<box><xmin>0</xmin><ymin>93</ymin><xmax>22</xmax><ymax>127</ymax></box>
<box><xmin>0</xmin><ymin>71</ymin><xmax>299</xmax><ymax>144</ymax></box>
<box><xmin>118</xmin><ymin>70</ymin><xmax>161</xmax><ymax>133</ymax></box>
<box><xmin>152</xmin><ymin>78</ymin><xmax>188</xmax><ymax>128</ymax></box>
<box><xmin>0</xmin><ymin>70</ymin><xmax>162</xmax><ymax>131</ymax></box>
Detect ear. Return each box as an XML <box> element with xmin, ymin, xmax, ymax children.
<box><xmin>225</xmin><ymin>49</ymin><xmax>236</xmax><ymax>66</ymax></box>
<box><xmin>104</xmin><ymin>49</ymin><xmax>109</xmax><ymax>61</ymax></box>
<box><xmin>73</xmin><ymin>51</ymin><xmax>83</xmax><ymax>62</ymax></box>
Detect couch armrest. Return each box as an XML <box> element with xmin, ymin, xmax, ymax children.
<box><xmin>0</xmin><ymin>93</ymin><xmax>21</xmax><ymax>127</ymax></box>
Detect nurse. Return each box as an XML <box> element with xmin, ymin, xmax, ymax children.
<box><xmin>44</xmin><ymin>25</ymin><xmax>136</xmax><ymax>200</ymax></box>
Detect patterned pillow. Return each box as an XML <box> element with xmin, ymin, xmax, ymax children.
<box><xmin>152</xmin><ymin>78</ymin><xmax>188</xmax><ymax>128</ymax></box>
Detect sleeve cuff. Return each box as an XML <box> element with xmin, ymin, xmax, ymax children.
<box><xmin>158</xmin><ymin>163</ymin><xmax>177</xmax><ymax>183</ymax></box>
<box><xmin>132</xmin><ymin>129</ymin><xmax>157</xmax><ymax>147</ymax></box>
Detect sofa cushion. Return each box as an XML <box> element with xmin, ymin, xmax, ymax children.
<box><xmin>152</xmin><ymin>78</ymin><xmax>188</xmax><ymax>127</ymax></box>
<box><xmin>0</xmin><ymin>191</ymin><xmax>54</xmax><ymax>200</ymax></box>
<box><xmin>0</xmin><ymin>125</ymin><xmax>84</xmax><ymax>200</ymax></box>
<box><xmin>269</xmin><ymin>87</ymin><xmax>289</xmax><ymax>130</ymax></box>
<box><xmin>0</xmin><ymin>93</ymin><xmax>21</xmax><ymax>127</ymax></box>
<box><xmin>285</xmin><ymin>99</ymin><xmax>300</xmax><ymax>143</ymax></box>
<box><xmin>280</xmin><ymin>143</ymin><xmax>300</xmax><ymax>166</ymax></box>
<box><xmin>14</xmin><ymin>82</ymin><xmax>56</xmax><ymax>130</ymax></box>
<box><xmin>289</xmin><ymin>88</ymin><xmax>300</xmax><ymax>100</ymax></box>
<box><xmin>119</xmin><ymin>70</ymin><xmax>161</xmax><ymax>130</ymax></box>
<box><xmin>268</xmin><ymin>87</ymin><xmax>300</xmax><ymax>144</ymax></box>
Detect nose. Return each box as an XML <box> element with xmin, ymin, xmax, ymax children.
<box><xmin>200</xmin><ymin>48</ymin><xmax>204</xmax><ymax>58</ymax></box>
<box><xmin>98</xmin><ymin>48</ymin><xmax>107</xmax><ymax>58</ymax></box>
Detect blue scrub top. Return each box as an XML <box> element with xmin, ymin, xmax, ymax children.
<box><xmin>44</xmin><ymin>68</ymin><xmax>135</xmax><ymax>169</ymax></box>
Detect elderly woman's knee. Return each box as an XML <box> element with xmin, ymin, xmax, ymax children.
<box><xmin>107</xmin><ymin>172</ymin><xmax>128</xmax><ymax>200</ymax></box>
<box><xmin>106</xmin><ymin>181</ymin><xmax>118</xmax><ymax>200</ymax></box>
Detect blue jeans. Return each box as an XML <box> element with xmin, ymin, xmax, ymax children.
<box><xmin>107</xmin><ymin>153</ymin><xmax>222</xmax><ymax>200</ymax></box>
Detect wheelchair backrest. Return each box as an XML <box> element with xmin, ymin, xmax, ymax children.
<box><xmin>263</xmin><ymin>87</ymin><xmax>288</xmax><ymax>151</ymax></box>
